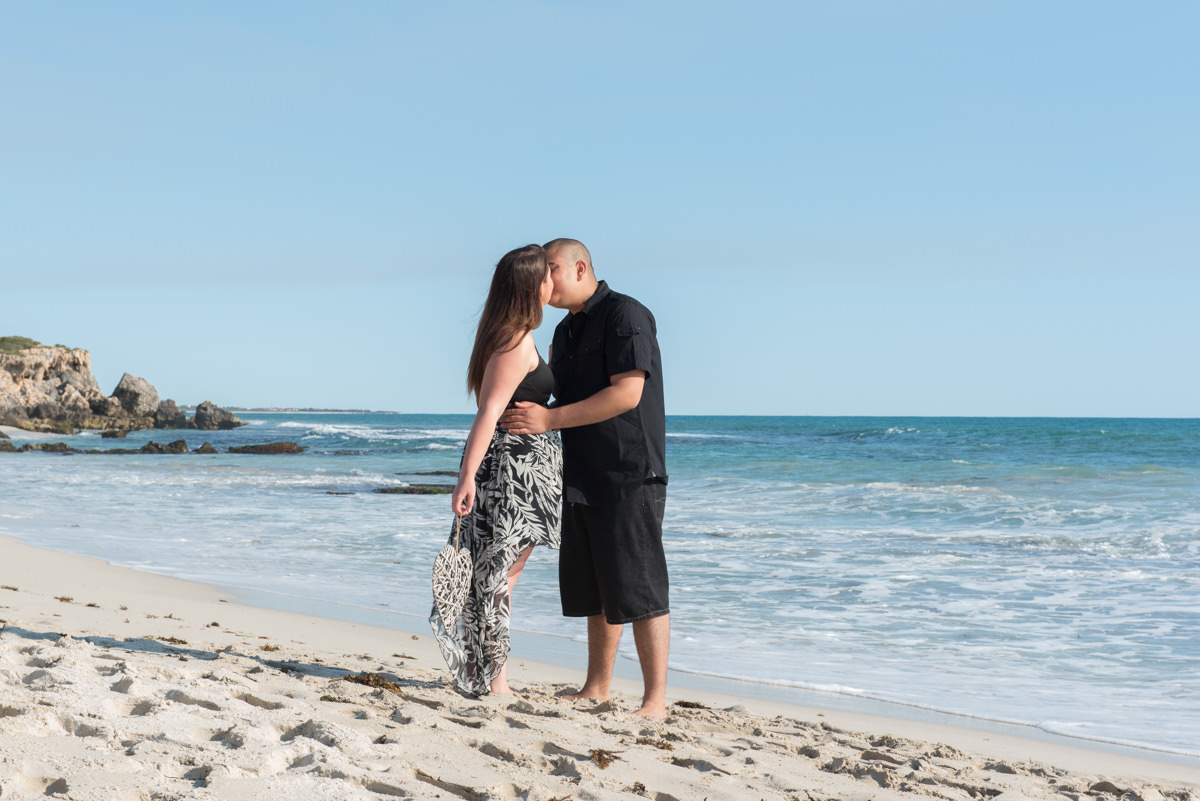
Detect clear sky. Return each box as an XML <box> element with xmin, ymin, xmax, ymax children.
<box><xmin>3</xmin><ymin>2</ymin><xmax>1196</xmax><ymax>416</ymax></box>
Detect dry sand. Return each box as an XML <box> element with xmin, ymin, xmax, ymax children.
<box><xmin>1</xmin><ymin>535</ymin><xmax>1196</xmax><ymax>800</ymax></box>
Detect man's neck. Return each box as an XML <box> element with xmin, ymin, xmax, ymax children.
<box><xmin>566</xmin><ymin>280</ymin><xmax>601</xmax><ymax>315</ymax></box>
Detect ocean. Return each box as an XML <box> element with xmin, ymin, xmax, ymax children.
<box><xmin>1</xmin><ymin>414</ymin><xmax>1197</xmax><ymax>758</ymax></box>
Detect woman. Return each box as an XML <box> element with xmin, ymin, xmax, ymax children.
<box><xmin>429</xmin><ymin>243</ymin><xmax>562</xmax><ymax>696</ymax></box>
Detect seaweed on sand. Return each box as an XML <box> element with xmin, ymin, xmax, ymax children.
<box><xmin>341</xmin><ymin>671</ymin><xmax>403</xmax><ymax>694</ymax></box>
<box><xmin>634</xmin><ymin>736</ymin><xmax>674</xmax><ymax>751</ymax></box>
<box><xmin>673</xmin><ymin>699</ymin><xmax>709</xmax><ymax>710</ymax></box>
<box><xmin>589</xmin><ymin>749</ymin><xmax>623</xmax><ymax>769</ymax></box>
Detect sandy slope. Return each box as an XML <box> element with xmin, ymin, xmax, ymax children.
<box><xmin>1</xmin><ymin>536</ymin><xmax>1196</xmax><ymax>800</ymax></box>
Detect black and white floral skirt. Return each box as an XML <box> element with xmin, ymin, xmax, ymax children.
<box><xmin>430</xmin><ymin>428</ymin><xmax>562</xmax><ymax>695</ymax></box>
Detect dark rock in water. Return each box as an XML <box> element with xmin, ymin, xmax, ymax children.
<box><xmin>373</xmin><ymin>484</ymin><xmax>453</xmax><ymax>495</ymax></box>
<box><xmin>0</xmin><ymin>440</ymin><xmax>15</xmax><ymax>452</ymax></box>
<box><xmin>101</xmin><ymin>429</ymin><xmax>128</xmax><ymax>439</ymax></box>
<box><xmin>154</xmin><ymin>399</ymin><xmax>188</xmax><ymax>429</ymax></box>
<box><xmin>0</xmin><ymin>429</ymin><xmax>8</xmax><ymax>439</ymax></box>
<box><xmin>228</xmin><ymin>441</ymin><xmax>304</xmax><ymax>454</ymax></box>
<box><xmin>18</xmin><ymin>441</ymin><xmax>73</xmax><ymax>453</ymax></box>
<box><xmin>191</xmin><ymin>400</ymin><xmax>245</xmax><ymax>431</ymax></box>
<box><xmin>137</xmin><ymin>440</ymin><xmax>188</xmax><ymax>454</ymax></box>
<box><xmin>194</xmin><ymin>442</ymin><xmax>218</xmax><ymax>454</ymax></box>
<box><xmin>326</xmin><ymin>491</ymin><xmax>355</xmax><ymax>495</ymax></box>
<box><xmin>112</xmin><ymin>373</ymin><xmax>160</xmax><ymax>417</ymax></box>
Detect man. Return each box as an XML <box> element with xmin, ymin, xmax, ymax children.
<box><xmin>498</xmin><ymin>238</ymin><xmax>670</xmax><ymax>718</ymax></box>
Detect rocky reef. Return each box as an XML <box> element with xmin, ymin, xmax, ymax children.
<box><xmin>0</xmin><ymin>336</ymin><xmax>245</xmax><ymax>434</ymax></box>
<box><xmin>0</xmin><ymin>439</ymin><xmax>302</xmax><ymax>455</ymax></box>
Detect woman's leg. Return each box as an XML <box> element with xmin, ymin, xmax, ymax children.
<box><xmin>489</xmin><ymin>545</ymin><xmax>534</xmax><ymax>694</ymax></box>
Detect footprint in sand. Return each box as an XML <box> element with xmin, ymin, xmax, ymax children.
<box><xmin>474</xmin><ymin>740</ymin><xmax>555</xmax><ymax>773</ymax></box>
<box><xmin>447</xmin><ymin>716</ymin><xmax>487</xmax><ymax>729</ymax></box>
<box><xmin>164</xmin><ymin>689</ymin><xmax>222</xmax><ymax>711</ymax></box>
<box><xmin>414</xmin><ymin>769</ymin><xmax>522</xmax><ymax>800</ymax></box>
<box><xmin>8</xmin><ymin>775</ymin><xmax>71</xmax><ymax>797</ymax></box>
<box><xmin>21</xmin><ymin>668</ymin><xmax>67</xmax><ymax>690</ymax></box>
<box><xmin>234</xmin><ymin>692</ymin><xmax>286</xmax><ymax>711</ymax></box>
<box><xmin>128</xmin><ymin>699</ymin><xmax>158</xmax><ymax>716</ymax></box>
<box><xmin>58</xmin><ymin>714</ymin><xmax>112</xmax><ymax>739</ymax></box>
<box><xmin>507</xmin><ymin>699</ymin><xmax>565</xmax><ymax>718</ymax></box>
<box><xmin>0</xmin><ymin>704</ymin><xmax>26</xmax><ymax>719</ymax></box>
<box><xmin>667</xmin><ymin>755</ymin><xmax>735</xmax><ymax>775</ymax></box>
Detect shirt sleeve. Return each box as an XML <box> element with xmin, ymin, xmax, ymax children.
<box><xmin>605</xmin><ymin>300</ymin><xmax>657</xmax><ymax>379</ymax></box>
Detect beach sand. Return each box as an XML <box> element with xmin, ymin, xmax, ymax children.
<box><xmin>0</xmin><ymin>535</ymin><xmax>1195</xmax><ymax>800</ymax></box>
<box><xmin>0</xmin><ymin>426</ymin><xmax>60</xmax><ymax>440</ymax></box>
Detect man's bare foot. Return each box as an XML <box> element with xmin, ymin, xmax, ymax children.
<box><xmin>489</xmin><ymin>682</ymin><xmax>514</xmax><ymax>695</ymax></box>
<box><xmin>632</xmin><ymin>702</ymin><xmax>666</xmax><ymax>719</ymax></box>
<box><xmin>562</xmin><ymin>685</ymin><xmax>609</xmax><ymax>702</ymax></box>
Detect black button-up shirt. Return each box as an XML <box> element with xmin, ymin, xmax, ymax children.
<box><xmin>550</xmin><ymin>281</ymin><xmax>667</xmax><ymax>505</ymax></box>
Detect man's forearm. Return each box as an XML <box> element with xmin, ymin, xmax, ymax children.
<box><xmin>548</xmin><ymin>380</ymin><xmax>643</xmax><ymax>430</ymax></box>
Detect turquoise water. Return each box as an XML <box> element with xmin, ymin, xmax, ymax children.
<box><xmin>1</xmin><ymin>415</ymin><xmax>1197</xmax><ymax>755</ymax></box>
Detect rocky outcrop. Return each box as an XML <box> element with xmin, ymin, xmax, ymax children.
<box><xmin>190</xmin><ymin>401</ymin><xmax>244</xmax><ymax>431</ymax></box>
<box><xmin>0</xmin><ymin>344</ymin><xmax>108</xmax><ymax>424</ymax></box>
<box><xmin>0</xmin><ymin>337</ymin><xmax>244</xmax><ymax>433</ymax></box>
<box><xmin>154</xmin><ymin>399</ymin><xmax>188</xmax><ymax>429</ymax></box>
<box><xmin>112</xmin><ymin>373</ymin><xmax>159</xmax><ymax>417</ymax></box>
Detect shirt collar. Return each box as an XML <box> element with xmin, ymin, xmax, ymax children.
<box><xmin>577</xmin><ymin>280</ymin><xmax>610</xmax><ymax>317</ymax></box>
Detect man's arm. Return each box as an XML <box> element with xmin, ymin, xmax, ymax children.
<box><xmin>498</xmin><ymin>370</ymin><xmax>645</xmax><ymax>435</ymax></box>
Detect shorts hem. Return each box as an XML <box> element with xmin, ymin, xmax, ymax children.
<box><xmin>606</xmin><ymin>608</ymin><xmax>669</xmax><ymax>625</ymax></box>
<box><xmin>562</xmin><ymin>608</ymin><xmax>604</xmax><ymax>618</ymax></box>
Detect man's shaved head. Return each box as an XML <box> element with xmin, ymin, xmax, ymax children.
<box><xmin>542</xmin><ymin>238</ymin><xmax>597</xmax><ymax>312</ymax></box>
<box><xmin>543</xmin><ymin>238</ymin><xmax>592</xmax><ymax>273</ymax></box>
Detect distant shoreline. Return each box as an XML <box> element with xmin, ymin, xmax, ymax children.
<box><xmin>188</xmin><ymin>409</ymin><xmax>403</xmax><ymax>415</ymax></box>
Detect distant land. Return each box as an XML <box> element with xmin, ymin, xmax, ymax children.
<box><xmin>202</xmin><ymin>407</ymin><xmax>403</xmax><ymax>414</ymax></box>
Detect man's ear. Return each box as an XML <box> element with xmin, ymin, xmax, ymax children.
<box><xmin>575</xmin><ymin>260</ymin><xmax>587</xmax><ymax>279</ymax></box>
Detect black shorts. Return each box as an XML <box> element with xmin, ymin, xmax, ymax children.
<box><xmin>559</xmin><ymin>482</ymin><xmax>669</xmax><ymax>625</ymax></box>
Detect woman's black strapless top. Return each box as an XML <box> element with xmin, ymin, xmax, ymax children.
<box><xmin>509</xmin><ymin>354</ymin><xmax>553</xmax><ymax>407</ymax></box>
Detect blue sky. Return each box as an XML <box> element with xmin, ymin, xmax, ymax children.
<box><xmin>3</xmin><ymin>2</ymin><xmax>1196</xmax><ymax>416</ymax></box>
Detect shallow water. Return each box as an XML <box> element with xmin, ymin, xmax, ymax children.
<box><xmin>2</xmin><ymin>414</ymin><xmax>1197</xmax><ymax>755</ymax></box>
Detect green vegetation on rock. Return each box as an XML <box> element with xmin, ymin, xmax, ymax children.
<box><xmin>0</xmin><ymin>336</ymin><xmax>44</xmax><ymax>354</ymax></box>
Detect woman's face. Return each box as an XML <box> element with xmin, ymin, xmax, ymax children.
<box><xmin>538</xmin><ymin>266</ymin><xmax>553</xmax><ymax>307</ymax></box>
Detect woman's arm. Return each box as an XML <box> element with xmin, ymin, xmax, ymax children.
<box><xmin>451</xmin><ymin>333</ymin><xmax>536</xmax><ymax>516</ymax></box>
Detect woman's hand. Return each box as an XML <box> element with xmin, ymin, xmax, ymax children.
<box><xmin>451</xmin><ymin>480</ymin><xmax>475</xmax><ymax>517</ymax></box>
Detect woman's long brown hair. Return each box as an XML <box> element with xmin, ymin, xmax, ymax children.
<box><xmin>466</xmin><ymin>244</ymin><xmax>547</xmax><ymax>401</ymax></box>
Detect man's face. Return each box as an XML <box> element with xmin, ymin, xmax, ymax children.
<box><xmin>545</xmin><ymin>248</ymin><xmax>577</xmax><ymax>309</ymax></box>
